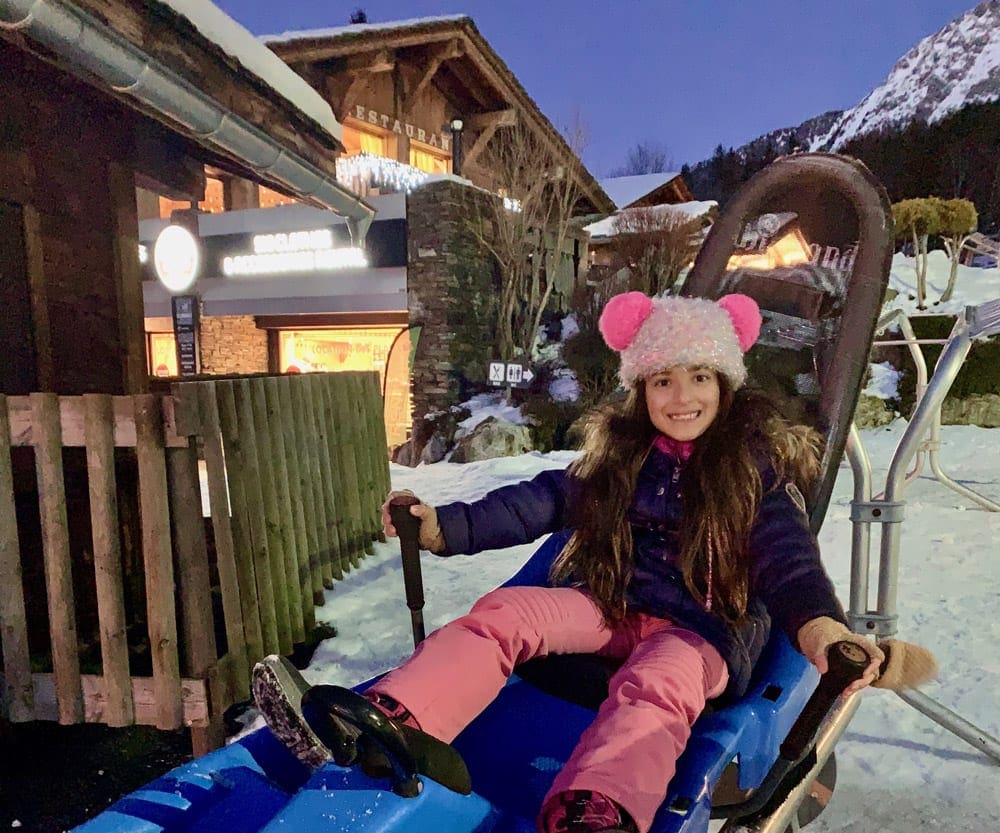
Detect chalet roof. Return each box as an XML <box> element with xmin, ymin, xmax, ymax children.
<box><xmin>263</xmin><ymin>16</ymin><xmax>614</xmax><ymax>215</ymax></box>
<box><xmin>599</xmin><ymin>172</ymin><xmax>685</xmax><ymax>210</ymax></box>
<box><xmin>153</xmin><ymin>0</ymin><xmax>341</xmax><ymax>143</ymax></box>
<box><xmin>584</xmin><ymin>201</ymin><xmax>718</xmax><ymax>241</ymax></box>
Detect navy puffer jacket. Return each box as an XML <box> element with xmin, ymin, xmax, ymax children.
<box><xmin>435</xmin><ymin>445</ymin><xmax>846</xmax><ymax>699</ymax></box>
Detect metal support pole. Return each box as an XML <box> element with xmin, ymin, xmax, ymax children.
<box><xmin>847</xmin><ymin>302</ymin><xmax>1000</xmax><ymax>763</ymax></box>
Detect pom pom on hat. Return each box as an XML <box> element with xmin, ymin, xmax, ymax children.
<box><xmin>718</xmin><ymin>294</ymin><xmax>762</xmax><ymax>352</ymax></box>
<box><xmin>599</xmin><ymin>292</ymin><xmax>762</xmax><ymax>389</ymax></box>
<box><xmin>598</xmin><ymin>291</ymin><xmax>653</xmax><ymax>351</ymax></box>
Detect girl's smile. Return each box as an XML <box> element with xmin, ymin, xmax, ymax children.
<box><xmin>645</xmin><ymin>365</ymin><xmax>721</xmax><ymax>442</ymax></box>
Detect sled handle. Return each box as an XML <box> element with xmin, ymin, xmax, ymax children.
<box><xmin>780</xmin><ymin>640</ymin><xmax>869</xmax><ymax>761</ymax></box>
<box><xmin>303</xmin><ymin>684</ymin><xmax>422</xmax><ymax>798</ymax></box>
<box><xmin>389</xmin><ymin>494</ymin><xmax>427</xmax><ymax>647</ymax></box>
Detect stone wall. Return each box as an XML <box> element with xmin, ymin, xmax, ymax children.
<box><xmin>406</xmin><ymin>180</ymin><xmax>499</xmax><ymax>425</ymax></box>
<box><xmin>199</xmin><ymin>314</ymin><xmax>269</xmax><ymax>374</ymax></box>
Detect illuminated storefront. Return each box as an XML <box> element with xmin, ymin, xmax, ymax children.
<box><xmin>141</xmin><ymin>194</ymin><xmax>411</xmax><ymax>448</ymax></box>
<box><xmin>278</xmin><ymin>327</ymin><xmax>412</xmax><ymax>447</ymax></box>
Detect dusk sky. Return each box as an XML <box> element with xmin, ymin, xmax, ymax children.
<box><xmin>216</xmin><ymin>0</ymin><xmax>978</xmax><ymax>176</ymax></box>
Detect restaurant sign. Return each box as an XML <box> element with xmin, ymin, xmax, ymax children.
<box><xmin>355</xmin><ymin>105</ymin><xmax>451</xmax><ymax>151</ymax></box>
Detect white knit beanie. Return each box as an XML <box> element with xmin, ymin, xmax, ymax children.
<box><xmin>598</xmin><ymin>292</ymin><xmax>762</xmax><ymax>389</ymax></box>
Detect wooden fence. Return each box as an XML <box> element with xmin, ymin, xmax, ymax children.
<box><xmin>0</xmin><ymin>371</ymin><xmax>390</xmax><ymax>753</ymax></box>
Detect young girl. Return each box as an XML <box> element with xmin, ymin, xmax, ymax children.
<box><xmin>258</xmin><ymin>291</ymin><xmax>886</xmax><ymax>833</ymax></box>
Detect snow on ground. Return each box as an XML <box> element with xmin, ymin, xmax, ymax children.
<box><xmin>240</xmin><ymin>255</ymin><xmax>1000</xmax><ymax>831</ymax></box>
<box><xmin>268</xmin><ymin>420</ymin><xmax>999</xmax><ymax>833</ymax></box>
<box><xmin>886</xmin><ymin>251</ymin><xmax>999</xmax><ymax>317</ymax></box>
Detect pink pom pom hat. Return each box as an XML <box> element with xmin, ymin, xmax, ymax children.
<box><xmin>598</xmin><ymin>291</ymin><xmax>762</xmax><ymax>389</ymax></box>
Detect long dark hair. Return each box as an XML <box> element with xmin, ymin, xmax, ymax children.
<box><xmin>550</xmin><ymin>378</ymin><xmax>815</xmax><ymax>624</ymax></box>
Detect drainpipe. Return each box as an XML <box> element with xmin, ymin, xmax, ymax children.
<box><xmin>0</xmin><ymin>0</ymin><xmax>374</xmax><ymax>243</ymax></box>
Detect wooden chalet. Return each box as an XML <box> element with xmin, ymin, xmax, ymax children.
<box><xmin>0</xmin><ymin>0</ymin><xmax>382</xmax><ymax>751</ymax></box>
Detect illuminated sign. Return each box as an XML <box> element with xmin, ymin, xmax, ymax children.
<box><xmin>154</xmin><ymin>225</ymin><xmax>200</xmax><ymax>293</ymax></box>
<box><xmin>354</xmin><ymin>105</ymin><xmax>450</xmax><ymax>151</ymax></box>
<box><xmin>222</xmin><ymin>229</ymin><xmax>368</xmax><ymax>275</ymax></box>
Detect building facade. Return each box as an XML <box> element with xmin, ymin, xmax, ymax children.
<box><xmin>138</xmin><ymin>15</ymin><xmax>614</xmax><ymax>448</ymax></box>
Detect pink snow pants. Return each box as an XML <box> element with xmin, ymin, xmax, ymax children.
<box><xmin>369</xmin><ymin>585</ymin><xmax>728</xmax><ymax>833</ymax></box>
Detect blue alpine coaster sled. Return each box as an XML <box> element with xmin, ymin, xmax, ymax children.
<box><xmin>71</xmin><ymin>152</ymin><xmax>894</xmax><ymax>833</ymax></box>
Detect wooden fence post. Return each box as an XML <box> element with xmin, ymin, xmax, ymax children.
<box><xmin>196</xmin><ymin>382</ymin><xmax>252</xmax><ymax>697</ymax></box>
<box><xmin>302</xmin><ymin>376</ymin><xmax>340</xmax><ymax>585</ymax></box>
<box><xmin>133</xmin><ymin>394</ymin><xmax>183</xmax><ymax>730</ymax></box>
<box><xmin>288</xmin><ymin>378</ymin><xmax>326</xmax><ymax>606</ymax></box>
<box><xmin>31</xmin><ymin>393</ymin><xmax>84</xmax><ymax>724</ymax></box>
<box><xmin>275</xmin><ymin>376</ymin><xmax>316</xmax><ymax>634</ymax></box>
<box><xmin>0</xmin><ymin>395</ymin><xmax>34</xmax><ymax>722</ymax></box>
<box><xmin>248</xmin><ymin>380</ymin><xmax>293</xmax><ymax>655</ymax></box>
<box><xmin>83</xmin><ymin>394</ymin><xmax>134</xmax><ymax>727</ymax></box>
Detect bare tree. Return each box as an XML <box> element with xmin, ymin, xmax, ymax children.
<box><xmin>604</xmin><ymin>207</ymin><xmax>705</xmax><ymax>296</ymax></box>
<box><xmin>609</xmin><ymin>140</ymin><xmax>675</xmax><ymax>177</ymax></box>
<box><xmin>470</xmin><ymin>119</ymin><xmax>589</xmax><ymax>359</ymax></box>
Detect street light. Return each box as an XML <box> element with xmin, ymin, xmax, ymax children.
<box><xmin>449</xmin><ymin>117</ymin><xmax>464</xmax><ymax>176</ymax></box>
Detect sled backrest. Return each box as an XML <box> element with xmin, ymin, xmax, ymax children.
<box><xmin>682</xmin><ymin>152</ymin><xmax>893</xmax><ymax>530</ymax></box>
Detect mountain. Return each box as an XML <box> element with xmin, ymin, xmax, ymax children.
<box><xmin>812</xmin><ymin>0</ymin><xmax>1000</xmax><ymax>150</ymax></box>
<box><xmin>687</xmin><ymin>1</ymin><xmax>1000</xmax><ymax>191</ymax></box>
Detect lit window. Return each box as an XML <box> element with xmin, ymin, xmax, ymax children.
<box><xmin>258</xmin><ymin>185</ymin><xmax>300</xmax><ymax>208</ymax></box>
<box><xmin>408</xmin><ymin>139</ymin><xmax>451</xmax><ymax>175</ymax></box>
<box><xmin>199</xmin><ymin>177</ymin><xmax>225</xmax><ymax>213</ymax></box>
<box><xmin>148</xmin><ymin>333</ymin><xmax>178</xmax><ymax>377</ymax></box>
<box><xmin>342</xmin><ymin>122</ymin><xmax>390</xmax><ymax>157</ymax></box>
<box><xmin>278</xmin><ymin>327</ymin><xmax>411</xmax><ymax>447</ymax></box>
<box><xmin>158</xmin><ymin>196</ymin><xmax>192</xmax><ymax>219</ymax></box>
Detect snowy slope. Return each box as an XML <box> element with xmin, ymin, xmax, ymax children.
<box><xmin>814</xmin><ymin>1</ymin><xmax>1000</xmax><ymax>150</ymax></box>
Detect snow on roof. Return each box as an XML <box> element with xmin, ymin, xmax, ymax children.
<box><xmin>152</xmin><ymin>0</ymin><xmax>341</xmax><ymax>140</ymax></box>
<box><xmin>598</xmin><ymin>172</ymin><xmax>683</xmax><ymax>210</ymax></box>
<box><xmin>584</xmin><ymin>201</ymin><xmax>716</xmax><ymax>240</ymax></box>
<box><xmin>260</xmin><ymin>15</ymin><xmax>471</xmax><ymax>45</ymax></box>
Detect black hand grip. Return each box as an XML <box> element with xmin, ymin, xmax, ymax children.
<box><xmin>780</xmin><ymin>640</ymin><xmax>869</xmax><ymax>761</ymax></box>
<box><xmin>303</xmin><ymin>685</ymin><xmax>421</xmax><ymax>797</ymax></box>
<box><xmin>389</xmin><ymin>495</ymin><xmax>426</xmax><ymax>646</ymax></box>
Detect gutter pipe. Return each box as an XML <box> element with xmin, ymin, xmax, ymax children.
<box><xmin>0</xmin><ymin>0</ymin><xmax>374</xmax><ymax>243</ymax></box>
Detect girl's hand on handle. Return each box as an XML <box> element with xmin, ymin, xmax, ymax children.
<box><xmin>797</xmin><ymin>616</ymin><xmax>885</xmax><ymax>696</ymax></box>
<box><xmin>381</xmin><ymin>490</ymin><xmax>447</xmax><ymax>553</ymax></box>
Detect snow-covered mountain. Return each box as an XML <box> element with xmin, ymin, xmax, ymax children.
<box><xmin>813</xmin><ymin>1</ymin><xmax>1000</xmax><ymax>150</ymax></box>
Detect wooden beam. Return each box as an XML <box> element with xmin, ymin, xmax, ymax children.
<box><xmin>345</xmin><ymin>49</ymin><xmax>396</xmax><ymax>73</ymax></box>
<box><xmin>6</xmin><ymin>395</ymin><xmax>190</xmax><ymax>448</ymax></box>
<box><xmin>32</xmin><ymin>673</ymin><xmax>209</xmax><ymax>727</ymax></box>
<box><xmin>401</xmin><ymin>40</ymin><xmax>464</xmax><ymax>116</ymax></box>
<box><xmin>326</xmin><ymin>72</ymin><xmax>374</xmax><ymax>124</ymax></box>
<box><xmin>462</xmin><ymin>113</ymin><xmax>518</xmax><ymax>171</ymax></box>
<box><xmin>467</xmin><ymin>109</ymin><xmax>517</xmax><ymax>132</ymax></box>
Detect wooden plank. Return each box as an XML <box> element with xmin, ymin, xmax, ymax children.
<box><xmin>300</xmin><ymin>377</ymin><xmax>332</xmax><ymax>586</ymax></box>
<box><xmin>352</xmin><ymin>373</ymin><xmax>380</xmax><ymax>546</ymax></box>
<box><xmin>166</xmin><ymin>443</ymin><xmax>219</xmax><ymax>679</ymax></box>
<box><xmin>361</xmin><ymin>372</ymin><xmax>392</xmax><ymax>535</ymax></box>
<box><xmin>264</xmin><ymin>377</ymin><xmax>306</xmax><ymax>643</ymax></box>
<box><xmin>231</xmin><ymin>379</ymin><xmax>280</xmax><ymax>655</ymax></box>
<box><xmin>0</xmin><ymin>395</ymin><xmax>34</xmax><ymax>722</ymax></box>
<box><xmin>7</xmin><ymin>395</ymin><xmax>188</xmax><ymax>448</ymax></box>
<box><xmin>329</xmin><ymin>376</ymin><xmax>365</xmax><ymax>568</ymax></box>
<box><xmin>288</xmin><ymin>378</ymin><xmax>326</xmax><ymax>607</ymax></box>
<box><xmin>304</xmin><ymin>376</ymin><xmax>341</xmax><ymax>583</ymax></box>
<box><xmin>30</xmin><ymin>392</ymin><xmax>84</xmax><ymax>724</ymax></box>
<box><xmin>83</xmin><ymin>394</ymin><xmax>133</xmax><ymax>727</ymax></box>
<box><xmin>198</xmin><ymin>383</ymin><xmax>252</xmax><ymax>695</ymax></box>
<box><xmin>275</xmin><ymin>376</ymin><xmax>315</xmax><ymax>634</ymax></box>
<box><xmin>22</xmin><ymin>204</ymin><xmax>54</xmax><ymax>392</ymax></box>
<box><xmin>108</xmin><ymin>161</ymin><xmax>149</xmax><ymax>395</ymax></box>
<box><xmin>314</xmin><ymin>375</ymin><xmax>349</xmax><ymax>579</ymax></box>
<box><xmin>248</xmin><ymin>379</ymin><xmax>293</xmax><ymax>654</ymax></box>
<box><xmin>32</xmin><ymin>673</ymin><xmax>209</xmax><ymax>728</ymax></box>
<box><xmin>369</xmin><ymin>372</ymin><xmax>393</xmax><ymax>508</ymax></box>
<box><xmin>133</xmin><ymin>394</ymin><xmax>184</xmax><ymax>730</ymax></box>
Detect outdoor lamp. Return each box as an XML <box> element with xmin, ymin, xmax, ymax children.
<box><xmin>449</xmin><ymin>118</ymin><xmax>464</xmax><ymax>176</ymax></box>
